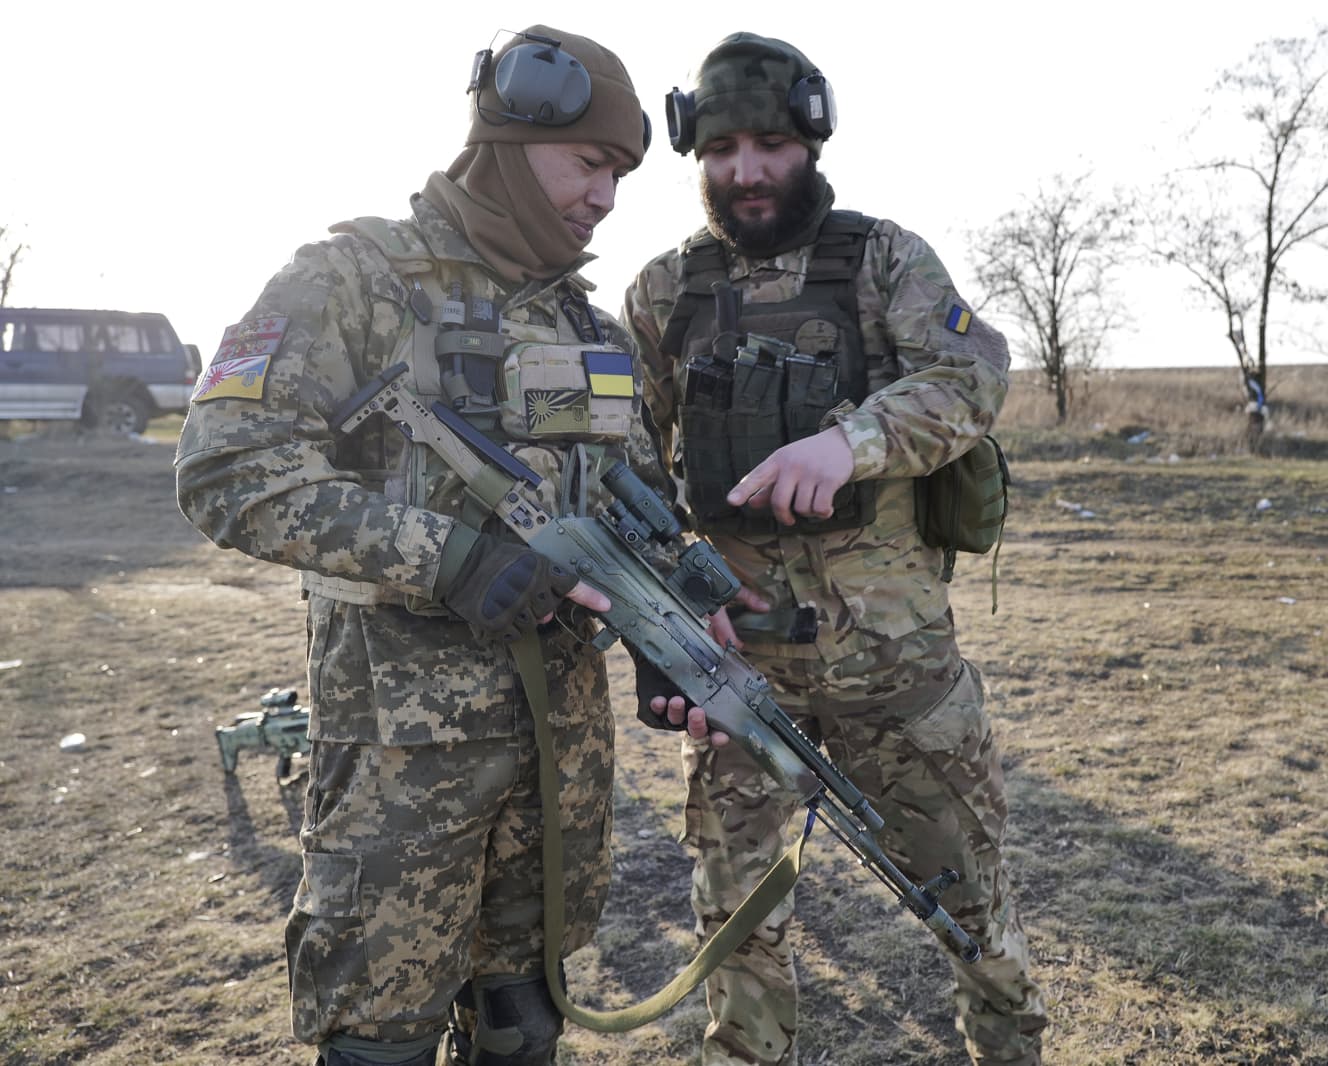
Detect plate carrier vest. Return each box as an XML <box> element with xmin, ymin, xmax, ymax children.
<box><xmin>659</xmin><ymin>210</ymin><xmax>880</xmax><ymax>535</ymax></box>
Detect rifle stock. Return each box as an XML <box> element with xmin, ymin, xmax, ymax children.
<box><xmin>333</xmin><ymin>363</ymin><xmax>980</xmax><ymax>963</ymax></box>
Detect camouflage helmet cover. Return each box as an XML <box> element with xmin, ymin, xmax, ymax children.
<box><xmin>688</xmin><ymin>32</ymin><xmax>833</xmax><ymax>157</ymax></box>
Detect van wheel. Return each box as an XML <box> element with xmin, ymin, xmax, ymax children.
<box><xmin>86</xmin><ymin>391</ymin><xmax>151</xmax><ymax>434</ymax></box>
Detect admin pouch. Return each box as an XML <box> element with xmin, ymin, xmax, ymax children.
<box><xmin>914</xmin><ymin>434</ymin><xmax>1010</xmax><ymax>609</ymax></box>
<box><xmin>498</xmin><ymin>342</ymin><xmax>635</xmax><ymax>443</ymax></box>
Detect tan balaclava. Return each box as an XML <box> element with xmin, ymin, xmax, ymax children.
<box><xmin>422</xmin><ymin>26</ymin><xmax>646</xmax><ymax>283</ymax></box>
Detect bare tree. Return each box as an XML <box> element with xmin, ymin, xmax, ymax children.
<box><xmin>1151</xmin><ymin>27</ymin><xmax>1328</xmax><ymax>446</ymax></box>
<box><xmin>0</xmin><ymin>224</ymin><xmax>25</xmax><ymax>308</ymax></box>
<box><xmin>970</xmin><ymin>173</ymin><xmax>1136</xmax><ymax>423</ymax></box>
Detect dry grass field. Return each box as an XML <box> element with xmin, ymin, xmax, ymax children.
<box><xmin>1</xmin><ymin>363</ymin><xmax>1325</xmax><ymax>1065</ymax></box>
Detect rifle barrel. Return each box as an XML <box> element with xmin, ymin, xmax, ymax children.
<box><xmin>812</xmin><ymin>798</ymin><xmax>981</xmax><ymax>962</ymax></box>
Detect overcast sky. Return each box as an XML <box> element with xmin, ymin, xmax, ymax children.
<box><xmin>4</xmin><ymin>0</ymin><xmax>1325</xmax><ymax>371</ymax></box>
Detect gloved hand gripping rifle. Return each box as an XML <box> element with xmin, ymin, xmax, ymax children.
<box><xmin>332</xmin><ymin>362</ymin><xmax>980</xmax><ymax>965</ymax></box>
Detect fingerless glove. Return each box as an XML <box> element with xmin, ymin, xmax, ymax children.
<box><xmin>437</xmin><ymin>530</ymin><xmax>577</xmax><ymax>642</ymax></box>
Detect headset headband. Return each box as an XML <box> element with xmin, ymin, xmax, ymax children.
<box><xmin>665</xmin><ymin>69</ymin><xmax>836</xmax><ymax>155</ymax></box>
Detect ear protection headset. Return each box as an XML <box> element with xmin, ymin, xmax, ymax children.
<box><xmin>664</xmin><ymin>70</ymin><xmax>836</xmax><ymax>155</ymax></box>
<box><xmin>469</xmin><ymin>32</ymin><xmax>591</xmax><ymax>126</ymax></box>
<box><xmin>469</xmin><ymin>31</ymin><xmax>652</xmax><ymax>151</ymax></box>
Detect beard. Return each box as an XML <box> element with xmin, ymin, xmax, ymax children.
<box><xmin>701</xmin><ymin>155</ymin><xmax>822</xmax><ymax>256</ymax></box>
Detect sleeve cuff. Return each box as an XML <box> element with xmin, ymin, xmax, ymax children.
<box><xmin>831</xmin><ymin>406</ymin><xmax>889</xmax><ymax>481</ymax></box>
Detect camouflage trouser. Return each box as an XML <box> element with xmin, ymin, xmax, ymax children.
<box><xmin>284</xmin><ymin>631</ymin><xmax>614</xmax><ymax>1048</ymax></box>
<box><xmin>682</xmin><ymin>613</ymin><xmax>1047</xmax><ymax>1065</ymax></box>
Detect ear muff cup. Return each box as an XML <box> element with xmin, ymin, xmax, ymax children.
<box><xmin>665</xmin><ymin>87</ymin><xmax>695</xmax><ymax>155</ymax></box>
<box><xmin>472</xmin><ymin>33</ymin><xmax>652</xmax><ymax>153</ymax></box>
<box><xmin>492</xmin><ymin>41</ymin><xmax>592</xmax><ymax>126</ymax></box>
<box><xmin>788</xmin><ymin>72</ymin><xmax>836</xmax><ymax>141</ymax></box>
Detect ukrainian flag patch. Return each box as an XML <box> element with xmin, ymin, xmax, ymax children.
<box><xmin>583</xmin><ymin>350</ymin><xmax>634</xmax><ymax>397</ymax></box>
<box><xmin>945</xmin><ymin>305</ymin><xmax>972</xmax><ymax>334</ymax></box>
<box><xmin>192</xmin><ymin>354</ymin><xmax>271</xmax><ymax>402</ymax></box>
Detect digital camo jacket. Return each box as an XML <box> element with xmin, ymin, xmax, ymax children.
<box><xmin>177</xmin><ymin>193</ymin><xmax>667</xmax><ymax>744</ymax></box>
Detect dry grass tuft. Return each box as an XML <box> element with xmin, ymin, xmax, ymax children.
<box><xmin>1000</xmin><ymin>363</ymin><xmax>1328</xmax><ymax>461</ymax></box>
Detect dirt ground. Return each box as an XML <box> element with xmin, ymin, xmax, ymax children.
<box><xmin>1</xmin><ymin>424</ymin><xmax>1326</xmax><ymax>1065</ymax></box>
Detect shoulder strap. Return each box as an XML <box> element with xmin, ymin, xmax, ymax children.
<box><xmin>809</xmin><ymin>210</ymin><xmax>876</xmax><ymax>279</ymax></box>
<box><xmin>658</xmin><ymin>212</ymin><xmax>878</xmax><ymax>357</ymax></box>
<box><xmin>659</xmin><ymin>228</ymin><xmax>724</xmax><ymax>357</ymax></box>
<box><xmin>808</xmin><ymin>210</ymin><xmax>876</xmax><ymax>320</ymax></box>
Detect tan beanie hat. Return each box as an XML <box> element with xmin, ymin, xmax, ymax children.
<box><xmin>467</xmin><ymin>26</ymin><xmax>648</xmax><ymax>168</ymax></box>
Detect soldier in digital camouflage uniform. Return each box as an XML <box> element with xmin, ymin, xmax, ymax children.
<box><xmin>176</xmin><ymin>26</ymin><xmax>671</xmax><ymax>1066</ymax></box>
<box><xmin>623</xmin><ymin>32</ymin><xmax>1048</xmax><ymax>1066</ymax></box>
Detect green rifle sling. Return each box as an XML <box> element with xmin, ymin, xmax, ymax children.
<box><xmin>511</xmin><ymin>633</ymin><xmax>809</xmax><ymax>1032</ymax></box>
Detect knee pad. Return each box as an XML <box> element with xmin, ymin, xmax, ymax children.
<box><xmin>447</xmin><ymin>972</ymin><xmax>564</xmax><ymax>1066</ymax></box>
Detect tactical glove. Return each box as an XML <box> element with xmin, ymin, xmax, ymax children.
<box><xmin>437</xmin><ymin>529</ymin><xmax>577</xmax><ymax>642</ymax></box>
<box><xmin>627</xmin><ymin>645</ymin><xmax>691</xmax><ymax>731</ymax></box>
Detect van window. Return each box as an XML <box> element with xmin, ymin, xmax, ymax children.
<box><xmin>33</xmin><ymin>322</ymin><xmax>84</xmax><ymax>351</ymax></box>
<box><xmin>0</xmin><ymin>307</ymin><xmax>196</xmax><ymax>431</ymax></box>
<box><xmin>99</xmin><ymin>322</ymin><xmax>171</xmax><ymax>354</ymax></box>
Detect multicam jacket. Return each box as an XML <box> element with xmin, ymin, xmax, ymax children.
<box><xmin>623</xmin><ymin>214</ymin><xmax>1009</xmax><ymax>661</ymax></box>
<box><xmin>177</xmin><ymin>193</ymin><xmax>667</xmax><ymax>743</ymax></box>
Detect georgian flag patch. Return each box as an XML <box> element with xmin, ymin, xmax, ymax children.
<box><xmin>192</xmin><ymin>316</ymin><xmax>288</xmax><ymax>402</ymax></box>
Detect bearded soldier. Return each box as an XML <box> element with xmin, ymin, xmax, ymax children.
<box><xmin>175</xmin><ymin>26</ymin><xmax>698</xmax><ymax>1066</ymax></box>
<box><xmin>623</xmin><ymin>32</ymin><xmax>1049</xmax><ymax>1066</ymax></box>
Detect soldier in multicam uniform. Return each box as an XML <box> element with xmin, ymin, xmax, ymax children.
<box><xmin>175</xmin><ymin>26</ymin><xmax>691</xmax><ymax>1066</ymax></box>
<box><xmin>623</xmin><ymin>32</ymin><xmax>1049</xmax><ymax>1066</ymax></box>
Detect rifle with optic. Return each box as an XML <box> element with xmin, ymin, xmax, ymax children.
<box><xmin>332</xmin><ymin>362</ymin><xmax>981</xmax><ymax>964</ymax></box>
<box><xmin>215</xmin><ymin>687</ymin><xmax>310</xmax><ymax>779</ymax></box>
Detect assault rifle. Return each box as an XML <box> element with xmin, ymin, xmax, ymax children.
<box><xmin>332</xmin><ymin>363</ymin><xmax>980</xmax><ymax>964</ymax></box>
<box><xmin>215</xmin><ymin>687</ymin><xmax>310</xmax><ymax>779</ymax></box>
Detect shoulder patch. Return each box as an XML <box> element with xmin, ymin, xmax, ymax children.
<box><xmin>945</xmin><ymin>305</ymin><xmax>972</xmax><ymax>334</ymax></box>
<box><xmin>583</xmin><ymin>350</ymin><xmax>634</xmax><ymax>397</ymax></box>
<box><xmin>192</xmin><ymin>316</ymin><xmax>287</xmax><ymax>402</ymax></box>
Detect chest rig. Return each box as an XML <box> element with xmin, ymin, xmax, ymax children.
<box><xmin>659</xmin><ymin>210</ymin><xmax>880</xmax><ymax>535</ymax></box>
<box><xmin>395</xmin><ymin>268</ymin><xmax>636</xmax><ymax>523</ymax></box>
<box><xmin>305</xmin><ymin>218</ymin><xmax>635</xmax><ymax>609</ymax></box>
